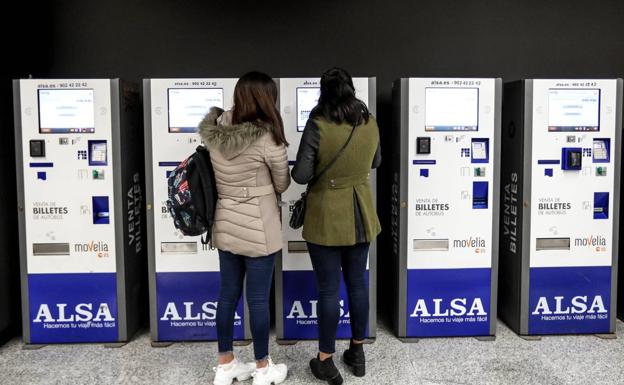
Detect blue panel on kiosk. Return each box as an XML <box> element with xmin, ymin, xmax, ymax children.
<box><xmin>282</xmin><ymin>270</ymin><xmax>369</xmax><ymax>340</ymax></box>
<box><xmin>561</xmin><ymin>147</ymin><xmax>582</xmax><ymax>170</ymax></box>
<box><xmin>593</xmin><ymin>192</ymin><xmax>609</xmax><ymax>219</ymax></box>
<box><xmin>156</xmin><ymin>272</ymin><xmax>244</xmax><ymax>341</ymax></box>
<box><xmin>472</xmin><ymin>181</ymin><xmax>488</xmax><ymax>209</ymax></box>
<box><xmin>92</xmin><ymin>196</ymin><xmax>110</xmax><ymax>224</ymax></box>
<box><xmin>528</xmin><ymin>266</ymin><xmax>611</xmax><ymax>334</ymax></box>
<box><xmin>28</xmin><ymin>273</ymin><xmax>118</xmax><ymax>343</ymax></box>
<box><xmin>406</xmin><ymin>268</ymin><xmax>491</xmax><ymax>337</ymax></box>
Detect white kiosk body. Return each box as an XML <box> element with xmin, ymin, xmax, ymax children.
<box><xmin>14</xmin><ymin>79</ymin><xmax>145</xmax><ymax>344</ymax></box>
<box><xmin>499</xmin><ymin>79</ymin><xmax>622</xmax><ymax>335</ymax></box>
<box><xmin>143</xmin><ymin>78</ymin><xmax>252</xmax><ymax>342</ymax></box>
<box><xmin>392</xmin><ymin>78</ymin><xmax>501</xmax><ymax>338</ymax></box>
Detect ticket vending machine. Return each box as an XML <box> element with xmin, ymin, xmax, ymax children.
<box><xmin>13</xmin><ymin>79</ymin><xmax>145</xmax><ymax>344</ymax></box>
<box><xmin>499</xmin><ymin>79</ymin><xmax>622</xmax><ymax>336</ymax></box>
<box><xmin>275</xmin><ymin>77</ymin><xmax>377</xmax><ymax>342</ymax></box>
<box><xmin>391</xmin><ymin>78</ymin><xmax>501</xmax><ymax>339</ymax></box>
<box><xmin>144</xmin><ymin>78</ymin><xmax>252</xmax><ymax>344</ymax></box>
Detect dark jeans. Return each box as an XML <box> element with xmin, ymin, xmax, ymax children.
<box><xmin>307</xmin><ymin>242</ymin><xmax>370</xmax><ymax>354</ymax></box>
<box><xmin>217</xmin><ymin>250</ymin><xmax>275</xmax><ymax>361</ymax></box>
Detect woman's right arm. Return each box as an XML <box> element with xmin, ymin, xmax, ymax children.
<box><xmin>291</xmin><ymin>119</ymin><xmax>320</xmax><ymax>184</ymax></box>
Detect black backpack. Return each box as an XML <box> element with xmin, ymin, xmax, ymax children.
<box><xmin>167</xmin><ymin>146</ymin><xmax>218</xmax><ymax>245</ymax></box>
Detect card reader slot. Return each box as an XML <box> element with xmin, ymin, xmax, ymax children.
<box><xmin>413</xmin><ymin>239</ymin><xmax>449</xmax><ymax>251</ymax></box>
<box><xmin>536</xmin><ymin>238</ymin><xmax>570</xmax><ymax>251</ymax></box>
<box><xmin>288</xmin><ymin>241</ymin><xmax>308</xmax><ymax>253</ymax></box>
<box><xmin>32</xmin><ymin>243</ymin><xmax>70</xmax><ymax>256</ymax></box>
<box><xmin>161</xmin><ymin>242</ymin><xmax>198</xmax><ymax>254</ymax></box>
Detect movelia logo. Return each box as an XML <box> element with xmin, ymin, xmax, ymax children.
<box><xmin>410</xmin><ymin>298</ymin><xmax>486</xmax><ymax>317</ymax></box>
<box><xmin>532</xmin><ymin>295</ymin><xmax>607</xmax><ymax>315</ymax></box>
<box><xmin>74</xmin><ymin>241</ymin><xmax>109</xmax><ymax>253</ymax></box>
<box><xmin>574</xmin><ymin>235</ymin><xmax>607</xmax><ymax>247</ymax></box>
<box><xmin>287</xmin><ymin>300</ymin><xmax>350</xmax><ymax>319</ymax></box>
<box><xmin>33</xmin><ymin>303</ymin><xmax>114</xmax><ymax>322</ymax></box>
<box><xmin>453</xmin><ymin>237</ymin><xmax>486</xmax><ymax>249</ymax></box>
<box><xmin>160</xmin><ymin>302</ymin><xmax>241</xmax><ymax>321</ymax></box>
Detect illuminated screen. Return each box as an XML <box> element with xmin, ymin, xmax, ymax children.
<box><xmin>548</xmin><ymin>89</ymin><xmax>600</xmax><ymax>132</ymax></box>
<box><xmin>425</xmin><ymin>88</ymin><xmax>479</xmax><ymax>131</ymax></box>
<box><xmin>38</xmin><ymin>89</ymin><xmax>95</xmax><ymax>134</ymax></box>
<box><xmin>168</xmin><ymin>88</ymin><xmax>224</xmax><ymax>133</ymax></box>
<box><xmin>297</xmin><ymin>87</ymin><xmax>320</xmax><ymax>132</ymax></box>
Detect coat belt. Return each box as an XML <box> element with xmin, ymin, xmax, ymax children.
<box><xmin>218</xmin><ymin>184</ymin><xmax>274</xmax><ymax>198</ymax></box>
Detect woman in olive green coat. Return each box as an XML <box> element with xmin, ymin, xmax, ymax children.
<box><xmin>292</xmin><ymin>67</ymin><xmax>381</xmax><ymax>385</ymax></box>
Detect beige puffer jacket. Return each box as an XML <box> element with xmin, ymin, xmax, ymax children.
<box><xmin>199</xmin><ymin>107</ymin><xmax>290</xmax><ymax>257</ymax></box>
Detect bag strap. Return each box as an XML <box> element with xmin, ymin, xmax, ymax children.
<box><xmin>192</xmin><ymin>146</ymin><xmax>215</xmax><ymax>245</ymax></box>
<box><xmin>306</xmin><ymin>124</ymin><xmax>356</xmax><ymax>191</ymax></box>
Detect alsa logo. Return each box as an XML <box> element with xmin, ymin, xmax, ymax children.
<box><xmin>33</xmin><ymin>303</ymin><xmax>114</xmax><ymax>322</ymax></box>
<box><xmin>532</xmin><ymin>295</ymin><xmax>607</xmax><ymax>315</ymax></box>
<box><xmin>160</xmin><ymin>302</ymin><xmax>241</xmax><ymax>321</ymax></box>
<box><xmin>410</xmin><ymin>298</ymin><xmax>487</xmax><ymax>317</ymax></box>
<box><xmin>74</xmin><ymin>241</ymin><xmax>109</xmax><ymax>258</ymax></box>
<box><xmin>574</xmin><ymin>235</ymin><xmax>607</xmax><ymax>248</ymax></box>
<box><xmin>453</xmin><ymin>236</ymin><xmax>486</xmax><ymax>249</ymax></box>
<box><xmin>287</xmin><ymin>300</ymin><xmax>350</xmax><ymax>319</ymax></box>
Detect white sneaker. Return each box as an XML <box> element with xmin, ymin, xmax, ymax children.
<box><xmin>252</xmin><ymin>358</ymin><xmax>288</xmax><ymax>385</ymax></box>
<box><xmin>213</xmin><ymin>358</ymin><xmax>256</xmax><ymax>385</ymax></box>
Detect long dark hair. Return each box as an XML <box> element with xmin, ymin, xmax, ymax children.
<box><xmin>232</xmin><ymin>71</ymin><xmax>288</xmax><ymax>146</ymax></box>
<box><xmin>310</xmin><ymin>67</ymin><xmax>370</xmax><ymax>126</ymax></box>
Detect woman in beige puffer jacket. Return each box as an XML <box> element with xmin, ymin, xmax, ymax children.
<box><xmin>199</xmin><ymin>72</ymin><xmax>290</xmax><ymax>385</ymax></box>
<box><xmin>200</xmin><ymin>107</ymin><xmax>290</xmax><ymax>257</ymax></box>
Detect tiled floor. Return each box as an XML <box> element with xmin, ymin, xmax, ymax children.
<box><xmin>1</xmin><ymin>319</ymin><xmax>624</xmax><ymax>385</ymax></box>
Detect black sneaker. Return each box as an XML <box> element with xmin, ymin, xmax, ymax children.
<box><xmin>342</xmin><ymin>341</ymin><xmax>365</xmax><ymax>377</ymax></box>
<box><xmin>309</xmin><ymin>354</ymin><xmax>343</xmax><ymax>385</ymax></box>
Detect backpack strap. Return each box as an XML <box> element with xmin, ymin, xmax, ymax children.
<box><xmin>191</xmin><ymin>147</ymin><xmax>216</xmax><ymax>245</ymax></box>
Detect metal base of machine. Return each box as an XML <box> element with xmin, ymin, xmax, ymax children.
<box><xmin>22</xmin><ymin>344</ymin><xmax>46</xmax><ymax>350</ymax></box>
<box><xmin>277</xmin><ymin>337</ymin><xmax>376</xmax><ymax>346</ymax></box>
<box><xmin>104</xmin><ymin>342</ymin><xmax>128</xmax><ymax>348</ymax></box>
<box><xmin>518</xmin><ymin>335</ymin><xmax>542</xmax><ymax>341</ymax></box>
<box><xmin>595</xmin><ymin>333</ymin><xmax>617</xmax><ymax>340</ymax></box>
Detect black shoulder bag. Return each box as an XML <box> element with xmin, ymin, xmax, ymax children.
<box><xmin>289</xmin><ymin>125</ymin><xmax>356</xmax><ymax>229</ymax></box>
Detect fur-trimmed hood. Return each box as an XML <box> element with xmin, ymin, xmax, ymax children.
<box><xmin>199</xmin><ymin>107</ymin><xmax>270</xmax><ymax>160</ymax></box>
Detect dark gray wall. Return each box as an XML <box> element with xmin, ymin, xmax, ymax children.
<box><xmin>0</xmin><ymin>3</ymin><xmax>52</xmax><ymax>342</ymax></box>
<box><xmin>7</xmin><ymin>0</ymin><xmax>624</xmax><ymax>321</ymax></box>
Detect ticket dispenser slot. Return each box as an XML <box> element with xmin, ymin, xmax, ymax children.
<box><xmin>413</xmin><ymin>239</ymin><xmax>449</xmax><ymax>251</ymax></box>
<box><xmin>562</xmin><ymin>147</ymin><xmax>582</xmax><ymax>170</ymax></box>
<box><xmin>288</xmin><ymin>241</ymin><xmax>308</xmax><ymax>253</ymax></box>
<box><xmin>536</xmin><ymin>237</ymin><xmax>571</xmax><ymax>251</ymax></box>
<box><xmin>594</xmin><ymin>192</ymin><xmax>609</xmax><ymax>219</ymax></box>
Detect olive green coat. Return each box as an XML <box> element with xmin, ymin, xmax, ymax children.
<box><xmin>303</xmin><ymin>117</ymin><xmax>381</xmax><ymax>246</ymax></box>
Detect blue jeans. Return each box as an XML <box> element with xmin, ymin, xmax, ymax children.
<box><xmin>217</xmin><ymin>250</ymin><xmax>275</xmax><ymax>361</ymax></box>
<box><xmin>307</xmin><ymin>242</ymin><xmax>370</xmax><ymax>354</ymax></box>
